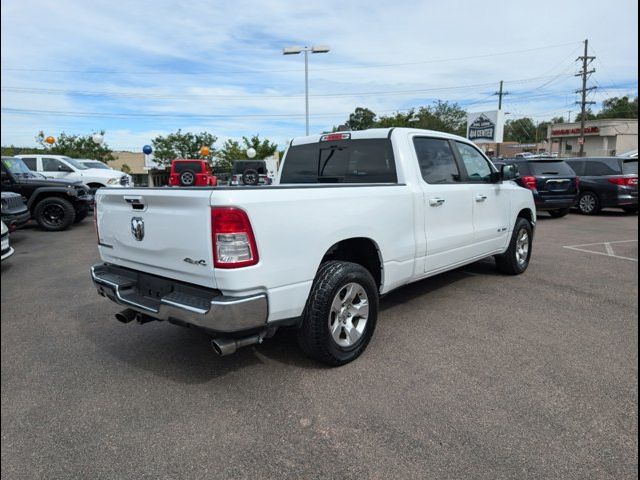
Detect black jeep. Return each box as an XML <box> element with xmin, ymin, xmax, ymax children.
<box><xmin>1</xmin><ymin>156</ymin><xmax>93</xmax><ymax>231</ymax></box>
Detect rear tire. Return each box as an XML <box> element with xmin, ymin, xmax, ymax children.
<box><xmin>577</xmin><ymin>191</ymin><xmax>600</xmax><ymax>215</ymax></box>
<box><xmin>297</xmin><ymin>261</ymin><xmax>378</xmax><ymax>366</ymax></box>
<box><xmin>495</xmin><ymin>217</ymin><xmax>533</xmax><ymax>275</ymax></box>
<box><xmin>33</xmin><ymin>197</ymin><xmax>76</xmax><ymax>231</ymax></box>
<box><xmin>548</xmin><ymin>208</ymin><xmax>571</xmax><ymax>218</ymax></box>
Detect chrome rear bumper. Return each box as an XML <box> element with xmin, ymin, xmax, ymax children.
<box><xmin>90</xmin><ymin>263</ymin><xmax>268</xmax><ymax>333</ymax></box>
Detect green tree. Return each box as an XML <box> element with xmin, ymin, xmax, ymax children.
<box><xmin>346</xmin><ymin>107</ymin><xmax>377</xmax><ymax>130</ymax></box>
<box><xmin>151</xmin><ymin>129</ymin><xmax>217</xmax><ymax>166</ymax></box>
<box><xmin>550</xmin><ymin>116</ymin><xmax>565</xmax><ymax>124</ymax></box>
<box><xmin>575</xmin><ymin>108</ymin><xmax>596</xmax><ymax>122</ymax></box>
<box><xmin>216</xmin><ymin>135</ymin><xmax>278</xmax><ymax>173</ymax></box>
<box><xmin>120</xmin><ymin>164</ymin><xmax>132</xmax><ymax>174</ymax></box>
<box><xmin>597</xmin><ymin>96</ymin><xmax>638</xmax><ymax>119</ymax></box>
<box><xmin>35</xmin><ymin>130</ymin><xmax>115</xmax><ymax>162</ymax></box>
<box><xmin>504</xmin><ymin>118</ymin><xmax>537</xmax><ymax>144</ymax></box>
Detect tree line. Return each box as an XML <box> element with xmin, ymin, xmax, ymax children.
<box><xmin>1</xmin><ymin>95</ymin><xmax>636</xmax><ymax>163</ymax></box>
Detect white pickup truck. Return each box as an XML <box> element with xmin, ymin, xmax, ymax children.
<box><xmin>91</xmin><ymin>128</ymin><xmax>535</xmax><ymax>365</ymax></box>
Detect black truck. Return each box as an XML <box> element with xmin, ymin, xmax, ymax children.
<box><xmin>1</xmin><ymin>156</ymin><xmax>93</xmax><ymax>231</ymax></box>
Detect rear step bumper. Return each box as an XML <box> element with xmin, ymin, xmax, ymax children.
<box><xmin>90</xmin><ymin>263</ymin><xmax>268</xmax><ymax>333</ymax></box>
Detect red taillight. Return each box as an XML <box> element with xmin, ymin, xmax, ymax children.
<box><xmin>608</xmin><ymin>176</ymin><xmax>638</xmax><ymax>186</ymax></box>
<box><xmin>575</xmin><ymin>176</ymin><xmax>580</xmax><ymax>190</ymax></box>
<box><xmin>521</xmin><ymin>176</ymin><xmax>537</xmax><ymax>190</ymax></box>
<box><xmin>211</xmin><ymin>207</ymin><xmax>259</xmax><ymax>268</ymax></box>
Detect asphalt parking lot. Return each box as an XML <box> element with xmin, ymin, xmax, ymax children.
<box><xmin>1</xmin><ymin>211</ymin><xmax>638</xmax><ymax>479</ymax></box>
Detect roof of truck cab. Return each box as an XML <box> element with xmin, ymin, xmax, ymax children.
<box><xmin>290</xmin><ymin>127</ymin><xmax>467</xmax><ymax>146</ymax></box>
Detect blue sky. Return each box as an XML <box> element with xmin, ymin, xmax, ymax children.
<box><xmin>1</xmin><ymin>0</ymin><xmax>638</xmax><ymax>151</ymax></box>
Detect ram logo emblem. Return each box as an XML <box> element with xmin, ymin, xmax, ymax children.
<box><xmin>131</xmin><ymin>217</ymin><xmax>145</xmax><ymax>241</ymax></box>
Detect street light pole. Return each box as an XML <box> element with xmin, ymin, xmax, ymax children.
<box><xmin>283</xmin><ymin>45</ymin><xmax>330</xmax><ymax>136</ymax></box>
<box><xmin>304</xmin><ymin>49</ymin><xmax>309</xmax><ymax>135</ymax></box>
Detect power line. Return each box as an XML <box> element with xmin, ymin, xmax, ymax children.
<box><xmin>0</xmin><ymin>42</ymin><xmax>580</xmax><ymax>76</ymax></box>
<box><xmin>0</xmin><ymin>74</ymin><xmax>575</xmax><ymax>101</ymax></box>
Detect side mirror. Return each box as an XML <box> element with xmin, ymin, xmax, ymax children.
<box><xmin>58</xmin><ymin>164</ymin><xmax>73</xmax><ymax>172</ymax></box>
<box><xmin>1</xmin><ymin>171</ymin><xmax>12</xmax><ymax>184</ymax></box>
<box><xmin>500</xmin><ymin>163</ymin><xmax>519</xmax><ymax>181</ymax></box>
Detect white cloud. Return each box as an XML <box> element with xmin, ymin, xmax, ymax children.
<box><xmin>1</xmin><ymin>0</ymin><xmax>637</xmax><ymax>149</ymax></box>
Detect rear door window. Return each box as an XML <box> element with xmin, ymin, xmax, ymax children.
<box><xmin>584</xmin><ymin>161</ymin><xmax>619</xmax><ymax>176</ymax></box>
<box><xmin>622</xmin><ymin>160</ymin><xmax>638</xmax><ymax>175</ymax></box>
<box><xmin>528</xmin><ymin>161</ymin><xmax>575</xmax><ymax>176</ymax></box>
<box><xmin>413</xmin><ymin>138</ymin><xmax>460</xmax><ymax>184</ymax></box>
<box><xmin>280</xmin><ymin>138</ymin><xmax>396</xmax><ymax>184</ymax></box>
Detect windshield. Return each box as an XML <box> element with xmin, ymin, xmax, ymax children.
<box><xmin>623</xmin><ymin>160</ymin><xmax>638</xmax><ymax>175</ymax></box>
<box><xmin>83</xmin><ymin>161</ymin><xmax>110</xmax><ymax>169</ymax></box>
<box><xmin>62</xmin><ymin>157</ymin><xmax>89</xmax><ymax>170</ymax></box>
<box><xmin>2</xmin><ymin>156</ymin><xmax>39</xmax><ymax>177</ymax></box>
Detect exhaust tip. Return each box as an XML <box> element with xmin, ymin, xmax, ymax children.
<box><xmin>211</xmin><ymin>338</ymin><xmax>237</xmax><ymax>356</ymax></box>
<box><xmin>115</xmin><ymin>309</ymin><xmax>138</xmax><ymax>324</ymax></box>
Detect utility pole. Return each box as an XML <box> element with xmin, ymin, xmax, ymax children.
<box><xmin>494</xmin><ymin>80</ymin><xmax>509</xmax><ymax>157</ymax></box>
<box><xmin>567</xmin><ymin>111</ymin><xmax>572</xmax><ymax>122</ymax></box>
<box><xmin>575</xmin><ymin>39</ymin><xmax>596</xmax><ymax>157</ymax></box>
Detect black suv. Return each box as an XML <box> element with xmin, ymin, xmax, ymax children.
<box><xmin>497</xmin><ymin>158</ymin><xmax>580</xmax><ymax>217</ymax></box>
<box><xmin>565</xmin><ymin>157</ymin><xmax>638</xmax><ymax>215</ymax></box>
<box><xmin>1</xmin><ymin>156</ymin><xmax>93</xmax><ymax>231</ymax></box>
<box><xmin>1</xmin><ymin>191</ymin><xmax>30</xmax><ymax>231</ymax></box>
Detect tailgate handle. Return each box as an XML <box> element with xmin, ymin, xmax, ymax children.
<box><xmin>124</xmin><ymin>196</ymin><xmax>145</xmax><ymax>210</ymax></box>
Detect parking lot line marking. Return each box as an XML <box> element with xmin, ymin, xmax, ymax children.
<box><xmin>563</xmin><ymin>239</ymin><xmax>638</xmax><ymax>262</ymax></box>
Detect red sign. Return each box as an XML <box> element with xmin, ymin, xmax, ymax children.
<box><xmin>550</xmin><ymin>126</ymin><xmax>599</xmax><ymax>137</ymax></box>
<box><xmin>578</xmin><ymin>137</ymin><xmax>585</xmax><ymax>145</ymax></box>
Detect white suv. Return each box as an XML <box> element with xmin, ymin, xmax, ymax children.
<box><xmin>16</xmin><ymin>155</ymin><xmax>132</xmax><ymax>192</ymax></box>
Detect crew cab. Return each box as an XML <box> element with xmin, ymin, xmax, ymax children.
<box><xmin>91</xmin><ymin>128</ymin><xmax>536</xmax><ymax>366</ymax></box>
<box><xmin>15</xmin><ymin>154</ymin><xmax>132</xmax><ymax>193</ymax></box>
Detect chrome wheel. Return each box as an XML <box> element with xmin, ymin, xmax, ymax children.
<box><xmin>515</xmin><ymin>229</ymin><xmax>530</xmax><ymax>267</ymax></box>
<box><xmin>328</xmin><ymin>283</ymin><xmax>369</xmax><ymax>348</ymax></box>
<box><xmin>579</xmin><ymin>193</ymin><xmax>596</xmax><ymax>214</ymax></box>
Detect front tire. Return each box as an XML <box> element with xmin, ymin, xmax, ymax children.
<box><xmin>495</xmin><ymin>217</ymin><xmax>533</xmax><ymax>275</ymax></box>
<box><xmin>297</xmin><ymin>261</ymin><xmax>378</xmax><ymax>366</ymax></box>
<box><xmin>33</xmin><ymin>197</ymin><xmax>76</xmax><ymax>231</ymax></box>
<box><xmin>577</xmin><ymin>191</ymin><xmax>600</xmax><ymax>215</ymax></box>
<box><xmin>548</xmin><ymin>208</ymin><xmax>571</xmax><ymax>218</ymax></box>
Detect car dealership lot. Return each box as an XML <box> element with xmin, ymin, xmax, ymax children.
<box><xmin>1</xmin><ymin>213</ymin><xmax>637</xmax><ymax>479</ymax></box>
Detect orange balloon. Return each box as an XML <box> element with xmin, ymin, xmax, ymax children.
<box><xmin>45</xmin><ymin>136</ymin><xmax>55</xmax><ymax>145</ymax></box>
<box><xmin>200</xmin><ymin>146</ymin><xmax>210</xmax><ymax>156</ymax></box>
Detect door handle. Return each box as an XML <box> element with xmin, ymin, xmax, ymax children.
<box><xmin>475</xmin><ymin>195</ymin><xmax>488</xmax><ymax>202</ymax></box>
<box><xmin>429</xmin><ymin>197</ymin><xmax>446</xmax><ymax>207</ymax></box>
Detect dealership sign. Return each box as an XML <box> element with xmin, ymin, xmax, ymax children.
<box><xmin>550</xmin><ymin>126</ymin><xmax>600</xmax><ymax>137</ymax></box>
<box><xmin>467</xmin><ymin>110</ymin><xmax>505</xmax><ymax>144</ymax></box>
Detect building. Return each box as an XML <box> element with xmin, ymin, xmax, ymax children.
<box><xmin>111</xmin><ymin>151</ymin><xmax>168</xmax><ymax>186</ymax></box>
<box><xmin>547</xmin><ymin>119</ymin><xmax>638</xmax><ymax>157</ymax></box>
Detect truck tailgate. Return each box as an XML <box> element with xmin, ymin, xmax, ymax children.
<box><xmin>96</xmin><ymin>188</ymin><xmax>217</xmax><ymax>288</ymax></box>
